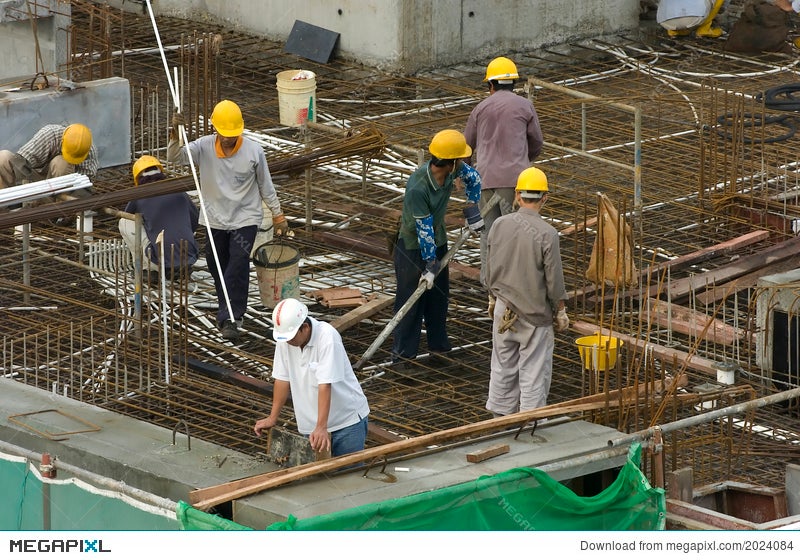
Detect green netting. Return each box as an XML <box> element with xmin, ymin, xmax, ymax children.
<box><xmin>266</xmin><ymin>444</ymin><xmax>665</xmax><ymax>531</ymax></box>
<box><xmin>176</xmin><ymin>501</ymin><xmax>252</xmax><ymax>530</ymax></box>
<box><xmin>0</xmin><ymin>452</ymin><xmax>180</xmax><ymax>530</ymax></box>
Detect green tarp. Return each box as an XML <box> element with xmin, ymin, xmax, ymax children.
<box><xmin>264</xmin><ymin>443</ymin><xmax>665</xmax><ymax>531</ymax></box>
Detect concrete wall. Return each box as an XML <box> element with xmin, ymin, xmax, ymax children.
<box><xmin>109</xmin><ymin>0</ymin><xmax>640</xmax><ymax>73</ymax></box>
<box><xmin>0</xmin><ymin>77</ymin><xmax>132</xmax><ymax>168</ymax></box>
<box><xmin>0</xmin><ymin>0</ymin><xmax>71</xmax><ymax>82</ymax></box>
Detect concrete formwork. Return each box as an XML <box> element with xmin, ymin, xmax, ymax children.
<box><xmin>0</xmin><ymin>0</ymin><xmax>71</xmax><ymax>82</ymax></box>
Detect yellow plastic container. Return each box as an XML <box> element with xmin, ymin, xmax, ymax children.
<box><xmin>575</xmin><ymin>334</ymin><xmax>622</xmax><ymax>371</ymax></box>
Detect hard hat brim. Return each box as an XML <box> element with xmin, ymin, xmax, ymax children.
<box><xmin>273</xmin><ymin>324</ymin><xmax>301</xmax><ymax>342</ymax></box>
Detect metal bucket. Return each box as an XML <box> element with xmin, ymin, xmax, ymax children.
<box><xmin>253</xmin><ymin>241</ymin><xmax>300</xmax><ymax>309</ymax></box>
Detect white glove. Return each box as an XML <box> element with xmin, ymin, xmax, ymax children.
<box><xmin>419</xmin><ymin>260</ymin><xmax>439</xmax><ymax>291</ymax></box>
<box><xmin>555</xmin><ymin>308</ymin><xmax>569</xmax><ymax>332</ymax></box>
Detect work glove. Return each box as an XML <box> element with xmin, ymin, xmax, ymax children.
<box><xmin>555</xmin><ymin>308</ymin><xmax>570</xmax><ymax>332</ymax></box>
<box><xmin>487</xmin><ymin>294</ymin><xmax>496</xmax><ymax>319</ymax></box>
<box><xmin>273</xmin><ymin>213</ymin><xmax>292</xmax><ymax>236</ymax></box>
<box><xmin>419</xmin><ymin>259</ymin><xmax>440</xmax><ymax>290</ymax></box>
<box><xmin>463</xmin><ymin>204</ymin><xmax>484</xmax><ymax>233</ymax></box>
<box><xmin>170</xmin><ymin>112</ymin><xmax>185</xmax><ymax>140</ymax></box>
<box><xmin>10</xmin><ymin>153</ymin><xmax>33</xmax><ymax>182</ymax></box>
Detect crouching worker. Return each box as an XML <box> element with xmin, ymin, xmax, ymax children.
<box><xmin>254</xmin><ymin>298</ymin><xmax>370</xmax><ymax>458</ymax></box>
<box><xmin>0</xmin><ymin>123</ymin><xmax>97</xmax><ymax>191</ymax></box>
<box><xmin>118</xmin><ymin>155</ymin><xmax>199</xmax><ymax>282</ymax></box>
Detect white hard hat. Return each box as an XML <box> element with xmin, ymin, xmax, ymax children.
<box><xmin>272</xmin><ymin>298</ymin><xmax>308</xmax><ymax>342</ymax></box>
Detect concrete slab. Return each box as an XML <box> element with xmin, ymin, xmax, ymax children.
<box><xmin>234</xmin><ymin>419</ymin><xmax>628</xmax><ymax>529</ymax></box>
<box><xmin>0</xmin><ymin>377</ymin><xmax>276</xmax><ymax>505</ymax></box>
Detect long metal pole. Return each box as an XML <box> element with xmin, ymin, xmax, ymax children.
<box><xmin>354</xmin><ymin>193</ymin><xmax>500</xmax><ymax>370</ymax></box>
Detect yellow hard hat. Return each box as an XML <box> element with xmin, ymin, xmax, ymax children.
<box><xmin>515</xmin><ymin>167</ymin><xmax>549</xmax><ymax>193</ymax></box>
<box><xmin>429</xmin><ymin>129</ymin><xmax>472</xmax><ymax>160</ymax></box>
<box><xmin>211</xmin><ymin>99</ymin><xmax>244</xmax><ymax>137</ymax></box>
<box><xmin>483</xmin><ymin>56</ymin><xmax>519</xmax><ymax>83</ymax></box>
<box><xmin>61</xmin><ymin>124</ymin><xmax>92</xmax><ymax>165</ymax></box>
<box><xmin>132</xmin><ymin>155</ymin><xmax>164</xmax><ymax>185</ymax></box>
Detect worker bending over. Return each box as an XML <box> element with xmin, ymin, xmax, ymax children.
<box><xmin>254</xmin><ymin>298</ymin><xmax>370</xmax><ymax>457</ymax></box>
<box><xmin>119</xmin><ymin>155</ymin><xmax>199</xmax><ymax>281</ymax></box>
<box><xmin>0</xmin><ymin>123</ymin><xmax>97</xmax><ymax>189</ymax></box>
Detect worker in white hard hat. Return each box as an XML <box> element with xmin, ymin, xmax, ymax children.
<box><xmin>657</xmin><ymin>0</ymin><xmax>728</xmax><ymax>38</ymax></box>
<box><xmin>464</xmin><ymin>56</ymin><xmax>543</xmax><ymax>295</ymax></box>
<box><xmin>253</xmin><ymin>298</ymin><xmax>371</xmax><ymax>457</ymax></box>
<box><xmin>390</xmin><ymin>129</ymin><xmax>483</xmax><ymax>368</ymax></box>
<box><xmin>0</xmin><ymin>123</ymin><xmax>98</xmax><ymax>190</ymax></box>
<box><xmin>167</xmin><ymin>99</ymin><xmax>290</xmax><ymax>340</ymax></box>
<box><xmin>118</xmin><ymin>155</ymin><xmax>199</xmax><ymax>282</ymax></box>
<box><xmin>485</xmin><ymin>167</ymin><xmax>568</xmax><ymax>416</ymax></box>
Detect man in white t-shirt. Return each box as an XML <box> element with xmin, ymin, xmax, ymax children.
<box><xmin>253</xmin><ymin>298</ymin><xmax>370</xmax><ymax>457</ymax></box>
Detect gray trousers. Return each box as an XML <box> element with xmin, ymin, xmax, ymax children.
<box><xmin>486</xmin><ymin>298</ymin><xmax>554</xmax><ymax>416</ymax></box>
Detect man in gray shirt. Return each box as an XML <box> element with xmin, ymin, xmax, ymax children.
<box><xmin>485</xmin><ymin>167</ymin><xmax>569</xmax><ymax>416</ymax></box>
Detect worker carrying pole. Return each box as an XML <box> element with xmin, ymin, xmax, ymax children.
<box><xmin>355</xmin><ymin>129</ymin><xmax>497</xmax><ymax>370</ymax></box>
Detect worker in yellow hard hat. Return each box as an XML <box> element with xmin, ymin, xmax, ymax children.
<box><xmin>389</xmin><ymin>129</ymin><xmax>483</xmax><ymax>370</ymax></box>
<box><xmin>118</xmin><ymin>155</ymin><xmax>199</xmax><ymax>283</ymax></box>
<box><xmin>0</xmin><ymin>123</ymin><xmax>98</xmax><ymax>190</ymax></box>
<box><xmin>485</xmin><ymin>167</ymin><xmax>568</xmax><ymax>417</ymax></box>
<box><xmin>464</xmin><ymin>55</ymin><xmax>544</xmax><ymax>299</ymax></box>
<box><xmin>167</xmin><ymin>99</ymin><xmax>289</xmax><ymax>340</ymax></box>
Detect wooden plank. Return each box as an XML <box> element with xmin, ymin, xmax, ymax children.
<box><xmin>640</xmin><ymin>230</ymin><xmax>770</xmax><ymax>281</ymax></box>
<box><xmin>572</xmin><ymin>320</ymin><xmax>718</xmax><ymax>376</ymax></box>
<box><xmin>647</xmin><ymin>236</ymin><xmax>800</xmax><ymax>303</ymax></box>
<box><xmin>559</xmin><ymin>216</ymin><xmax>598</xmax><ymax>237</ymax></box>
<box><xmin>330</xmin><ymin>294</ymin><xmax>393</xmax><ymax>333</ymax></box>
<box><xmin>189</xmin><ymin>376</ymin><xmax>687</xmax><ymax>510</ymax></box>
<box><xmin>326</xmin><ymin>297</ymin><xmax>367</xmax><ymax>308</ymax></box>
<box><xmin>694</xmin><ymin>255</ymin><xmax>800</xmax><ymax>306</ymax></box>
<box><xmin>645</xmin><ymin>298</ymin><xmax>746</xmax><ymax>346</ymax></box>
<box><xmin>309</xmin><ymin>287</ymin><xmax>363</xmax><ymax>301</ymax></box>
<box><xmin>466</xmin><ymin>444</ymin><xmax>510</xmax><ymax>463</ymax></box>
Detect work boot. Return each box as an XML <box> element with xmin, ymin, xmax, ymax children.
<box><xmin>220</xmin><ymin>320</ymin><xmax>239</xmax><ymax>340</ymax></box>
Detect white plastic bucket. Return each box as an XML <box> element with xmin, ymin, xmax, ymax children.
<box><xmin>276</xmin><ymin>70</ymin><xmax>316</xmax><ymax>127</ymax></box>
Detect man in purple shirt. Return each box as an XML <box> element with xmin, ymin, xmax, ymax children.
<box><xmin>464</xmin><ymin>56</ymin><xmax>543</xmax><ymax>293</ymax></box>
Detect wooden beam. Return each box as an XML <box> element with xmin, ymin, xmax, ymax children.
<box><xmin>647</xmin><ymin>236</ymin><xmax>800</xmax><ymax>304</ymax></box>
<box><xmin>329</xmin><ymin>294</ymin><xmax>393</xmax><ymax>332</ymax></box>
<box><xmin>189</xmin><ymin>376</ymin><xmax>686</xmax><ymax>510</ymax></box>
<box><xmin>640</xmin><ymin>229</ymin><xmax>770</xmax><ymax>281</ymax></box>
<box><xmin>645</xmin><ymin>298</ymin><xmax>747</xmax><ymax>346</ymax></box>
<box><xmin>694</xmin><ymin>255</ymin><xmax>800</xmax><ymax>306</ymax></box>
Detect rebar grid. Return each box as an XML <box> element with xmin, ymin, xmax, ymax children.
<box><xmin>2</xmin><ymin>4</ymin><xmax>800</xmax><ymax>488</ymax></box>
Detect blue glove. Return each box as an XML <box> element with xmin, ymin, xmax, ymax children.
<box><xmin>463</xmin><ymin>204</ymin><xmax>484</xmax><ymax>233</ymax></box>
<box><xmin>419</xmin><ymin>259</ymin><xmax>440</xmax><ymax>290</ymax></box>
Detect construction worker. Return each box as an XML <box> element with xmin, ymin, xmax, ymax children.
<box><xmin>485</xmin><ymin>167</ymin><xmax>569</xmax><ymax>416</ymax></box>
<box><xmin>657</xmin><ymin>0</ymin><xmax>728</xmax><ymax>38</ymax></box>
<box><xmin>0</xmin><ymin>123</ymin><xmax>98</xmax><ymax>189</ymax></box>
<box><xmin>167</xmin><ymin>99</ymin><xmax>289</xmax><ymax>340</ymax></box>
<box><xmin>254</xmin><ymin>298</ymin><xmax>370</xmax><ymax>457</ymax></box>
<box><xmin>118</xmin><ymin>155</ymin><xmax>199</xmax><ymax>281</ymax></box>
<box><xmin>391</xmin><ymin>129</ymin><xmax>483</xmax><ymax>367</ymax></box>
<box><xmin>464</xmin><ymin>56</ymin><xmax>543</xmax><ymax>292</ymax></box>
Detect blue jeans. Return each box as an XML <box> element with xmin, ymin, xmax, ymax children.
<box><xmin>331</xmin><ymin>415</ymin><xmax>368</xmax><ymax>457</ymax></box>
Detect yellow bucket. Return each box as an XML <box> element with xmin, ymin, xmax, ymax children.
<box><xmin>575</xmin><ymin>334</ymin><xmax>622</xmax><ymax>371</ymax></box>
